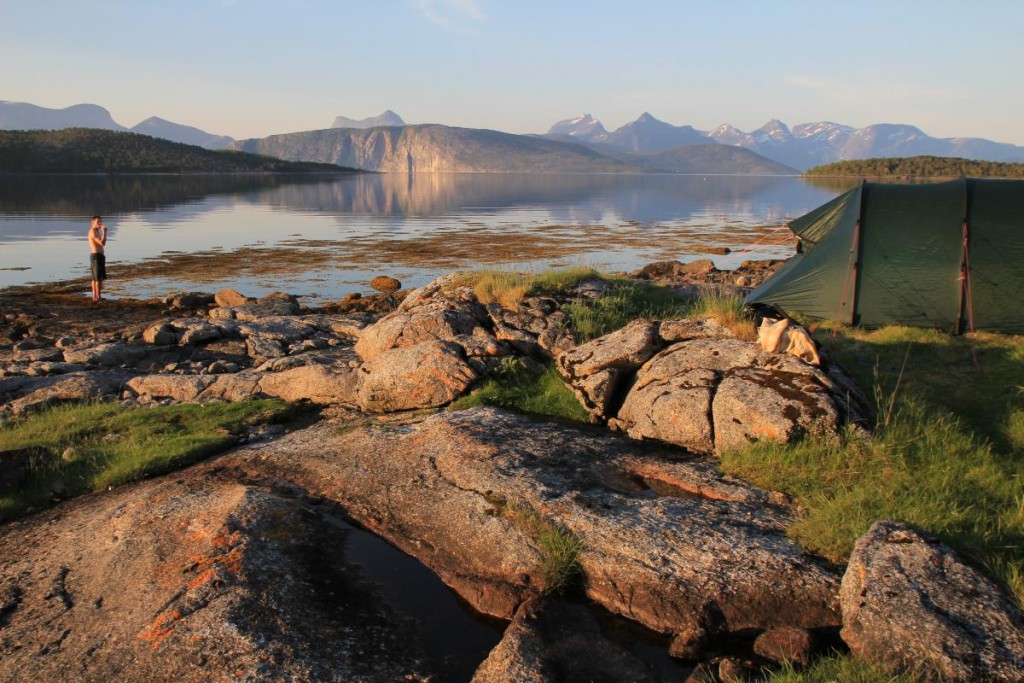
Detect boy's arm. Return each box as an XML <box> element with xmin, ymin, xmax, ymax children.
<box><xmin>88</xmin><ymin>228</ymin><xmax>107</xmax><ymax>248</ymax></box>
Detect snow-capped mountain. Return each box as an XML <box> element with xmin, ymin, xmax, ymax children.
<box><xmin>707</xmin><ymin>120</ymin><xmax>1024</xmax><ymax>170</ymax></box>
<box><xmin>838</xmin><ymin>124</ymin><xmax>947</xmax><ymax>159</ymax></box>
<box><xmin>547</xmin><ymin>113</ymin><xmax>609</xmax><ymax>143</ymax></box>
<box><xmin>547</xmin><ymin>112</ymin><xmax>711</xmax><ymax>153</ymax></box>
<box><xmin>708</xmin><ymin>123</ymin><xmax>748</xmax><ymax>147</ymax></box>
<box><xmin>330</xmin><ymin>110</ymin><xmax>405</xmax><ymax>129</ymax></box>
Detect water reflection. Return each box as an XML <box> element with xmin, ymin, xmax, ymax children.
<box><xmin>0</xmin><ymin>173</ymin><xmax>857</xmax><ymax>300</ymax></box>
<box><xmin>0</xmin><ymin>174</ymin><xmax>334</xmax><ymax>217</ymax></box>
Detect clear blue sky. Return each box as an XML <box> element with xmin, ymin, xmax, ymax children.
<box><xmin>3</xmin><ymin>0</ymin><xmax>1023</xmax><ymax>144</ymax></box>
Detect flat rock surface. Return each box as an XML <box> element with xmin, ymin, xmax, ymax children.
<box><xmin>0</xmin><ymin>471</ymin><xmax>435</xmax><ymax>682</ymax></box>
<box><xmin>223</xmin><ymin>407</ymin><xmax>842</xmax><ymax>642</ymax></box>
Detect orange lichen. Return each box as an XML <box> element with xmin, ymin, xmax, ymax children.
<box><xmin>138</xmin><ymin>527</ymin><xmax>247</xmax><ymax>650</ymax></box>
<box><xmin>137</xmin><ymin>609</ymin><xmax>183</xmax><ymax>650</ymax></box>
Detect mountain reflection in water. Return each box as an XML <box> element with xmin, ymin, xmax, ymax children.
<box><xmin>0</xmin><ymin>173</ymin><xmax>855</xmax><ymax>301</ymax></box>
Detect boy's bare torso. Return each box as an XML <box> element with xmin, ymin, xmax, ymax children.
<box><xmin>89</xmin><ymin>225</ymin><xmax>106</xmax><ymax>254</ymax></box>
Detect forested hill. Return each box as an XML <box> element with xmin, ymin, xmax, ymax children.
<box><xmin>804</xmin><ymin>155</ymin><xmax>1024</xmax><ymax>178</ymax></box>
<box><xmin>0</xmin><ymin>129</ymin><xmax>359</xmax><ymax>173</ymax></box>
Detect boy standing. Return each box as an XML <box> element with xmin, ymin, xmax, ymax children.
<box><xmin>88</xmin><ymin>215</ymin><xmax>107</xmax><ymax>301</ymax></box>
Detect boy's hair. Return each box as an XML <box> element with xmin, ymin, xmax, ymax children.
<box><xmin>92</xmin><ymin>215</ymin><xmax>102</xmax><ymax>221</ymax></box>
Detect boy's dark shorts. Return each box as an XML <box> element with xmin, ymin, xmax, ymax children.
<box><xmin>90</xmin><ymin>253</ymin><xmax>106</xmax><ymax>281</ymax></box>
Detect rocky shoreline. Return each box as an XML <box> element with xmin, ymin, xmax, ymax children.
<box><xmin>2</xmin><ymin>261</ymin><xmax>1022</xmax><ymax>682</ymax></box>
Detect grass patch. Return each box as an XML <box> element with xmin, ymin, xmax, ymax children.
<box><xmin>452</xmin><ymin>358</ymin><xmax>589</xmax><ymax>423</ymax></box>
<box><xmin>763</xmin><ymin>652</ymin><xmax>919</xmax><ymax>682</ymax></box>
<box><xmin>689</xmin><ymin>286</ymin><xmax>755</xmax><ymax>340</ymax></box>
<box><xmin>453</xmin><ymin>266</ymin><xmax>601</xmax><ymax>308</ymax></box>
<box><xmin>561</xmin><ymin>276</ymin><xmax>750</xmax><ymax>342</ymax></box>
<box><xmin>536</xmin><ymin>522</ymin><xmax>585</xmax><ymax>593</ymax></box>
<box><xmin>0</xmin><ymin>399</ymin><xmax>301</xmax><ymax>521</ymax></box>
<box><xmin>492</xmin><ymin>499</ymin><xmax>584</xmax><ymax>593</ymax></box>
<box><xmin>454</xmin><ymin>266</ymin><xmax>751</xmax><ymax>343</ymax></box>
<box><xmin>720</xmin><ymin>326</ymin><xmax>1024</xmax><ymax>605</ymax></box>
<box><xmin>562</xmin><ymin>278</ymin><xmax>694</xmax><ymax>341</ymax></box>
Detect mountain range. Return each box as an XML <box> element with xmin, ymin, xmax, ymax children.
<box><xmin>230</xmin><ymin>125</ymin><xmax>794</xmax><ymax>175</ymax></box>
<box><xmin>0</xmin><ymin>101</ymin><xmax>236</xmax><ymax>150</ymax></box>
<box><xmin>3</xmin><ymin>100</ymin><xmax>1024</xmax><ymax>172</ymax></box>
<box><xmin>550</xmin><ymin>113</ymin><xmax>1024</xmax><ymax>170</ymax></box>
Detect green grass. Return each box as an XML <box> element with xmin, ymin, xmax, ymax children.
<box><xmin>451</xmin><ymin>269</ymin><xmax>750</xmax><ymax>419</ymax></box>
<box><xmin>562</xmin><ymin>278</ymin><xmax>694</xmax><ymax>342</ymax></box>
<box><xmin>491</xmin><ymin>499</ymin><xmax>584</xmax><ymax>593</ymax></box>
<box><xmin>720</xmin><ymin>326</ymin><xmax>1024</xmax><ymax>605</ymax></box>
<box><xmin>452</xmin><ymin>266</ymin><xmax>602</xmax><ymax>308</ymax></box>
<box><xmin>536</xmin><ymin>521</ymin><xmax>585</xmax><ymax>592</ymax></box>
<box><xmin>0</xmin><ymin>400</ymin><xmax>301</xmax><ymax>521</ymax></box>
<box><xmin>452</xmin><ymin>358</ymin><xmax>589</xmax><ymax>423</ymax></box>
<box><xmin>763</xmin><ymin>652</ymin><xmax>919</xmax><ymax>683</ymax></box>
<box><xmin>454</xmin><ymin>266</ymin><xmax>748</xmax><ymax>343</ymax></box>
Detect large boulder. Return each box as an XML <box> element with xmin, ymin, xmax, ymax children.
<box><xmin>840</xmin><ymin>521</ymin><xmax>1024</xmax><ymax>682</ymax></box>
<box><xmin>353</xmin><ymin>277</ymin><xmax>579</xmax><ymax>411</ymax></box>
<box><xmin>355</xmin><ymin>340</ymin><xmax>479</xmax><ymax>412</ymax></box>
<box><xmin>354</xmin><ymin>295</ymin><xmax>487</xmax><ymax>362</ymax></box>
<box><xmin>555</xmin><ymin>320</ymin><xmax>665</xmax><ymax>419</ymax></box>
<box><xmin>0</xmin><ymin>473</ymin><xmax>438</xmax><ymax>681</ymax></box>
<box><xmin>561</xmin><ymin>319</ymin><xmax>868</xmax><ymax>454</ymax></box>
<box><xmin>229</xmin><ymin>407</ymin><xmax>842</xmax><ymax>644</ymax></box>
<box><xmin>259</xmin><ymin>363</ymin><xmax>359</xmax><ymax>406</ymax></box>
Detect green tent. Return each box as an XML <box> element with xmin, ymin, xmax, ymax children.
<box><xmin>744</xmin><ymin>178</ymin><xmax>1024</xmax><ymax>333</ymax></box>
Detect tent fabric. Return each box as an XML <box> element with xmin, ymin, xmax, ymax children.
<box><xmin>745</xmin><ymin>178</ymin><xmax>1024</xmax><ymax>333</ymax></box>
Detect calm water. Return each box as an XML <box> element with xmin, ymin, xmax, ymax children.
<box><xmin>0</xmin><ymin>173</ymin><xmax>855</xmax><ymax>302</ymax></box>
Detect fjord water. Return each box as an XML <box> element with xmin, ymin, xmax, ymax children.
<box><xmin>0</xmin><ymin>173</ymin><xmax>854</xmax><ymax>301</ymax></box>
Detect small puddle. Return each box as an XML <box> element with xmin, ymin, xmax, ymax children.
<box><xmin>320</xmin><ymin>511</ymin><xmax>505</xmax><ymax>682</ymax></box>
<box><xmin>595</xmin><ymin>607</ymin><xmax>695</xmax><ymax>679</ymax></box>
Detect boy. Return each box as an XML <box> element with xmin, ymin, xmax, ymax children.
<box><xmin>88</xmin><ymin>215</ymin><xmax>107</xmax><ymax>301</ymax></box>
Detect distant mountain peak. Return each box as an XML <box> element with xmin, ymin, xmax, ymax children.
<box><xmin>130</xmin><ymin>116</ymin><xmax>234</xmax><ymax>149</ymax></box>
<box><xmin>0</xmin><ymin>101</ymin><xmax>127</xmax><ymax>132</ymax></box>
<box><xmin>757</xmin><ymin>119</ymin><xmax>791</xmax><ymax>133</ymax></box>
<box><xmin>331</xmin><ymin>111</ymin><xmax>406</xmax><ymax>129</ymax></box>
<box><xmin>568</xmin><ymin>113</ymin><xmax>599</xmax><ymax>125</ymax></box>
<box><xmin>547</xmin><ymin>114</ymin><xmax>608</xmax><ymax>142</ymax></box>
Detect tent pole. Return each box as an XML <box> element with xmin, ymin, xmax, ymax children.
<box><xmin>836</xmin><ymin>219</ymin><xmax>861</xmax><ymax>326</ymax></box>
<box><xmin>956</xmin><ymin>180</ymin><xmax>976</xmax><ymax>334</ymax></box>
<box><xmin>836</xmin><ymin>182</ymin><xmax>865</xmax><ymax>327</ymax></box>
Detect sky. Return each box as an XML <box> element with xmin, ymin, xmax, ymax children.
<box><xmin>2</xmin><ymin>0</ymin><xmax>1023</xmax><ymax>145</ymax></box>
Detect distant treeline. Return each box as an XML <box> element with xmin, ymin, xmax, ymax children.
<box><xmin>0</xmin><ymin>128</ymin><xmax>359</xmax><ymax>173</ymax></box>
<box><xmin>805</xmin><ymin>155</ymin><xmax>1024</xmax><ymax>178</ymax></box>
